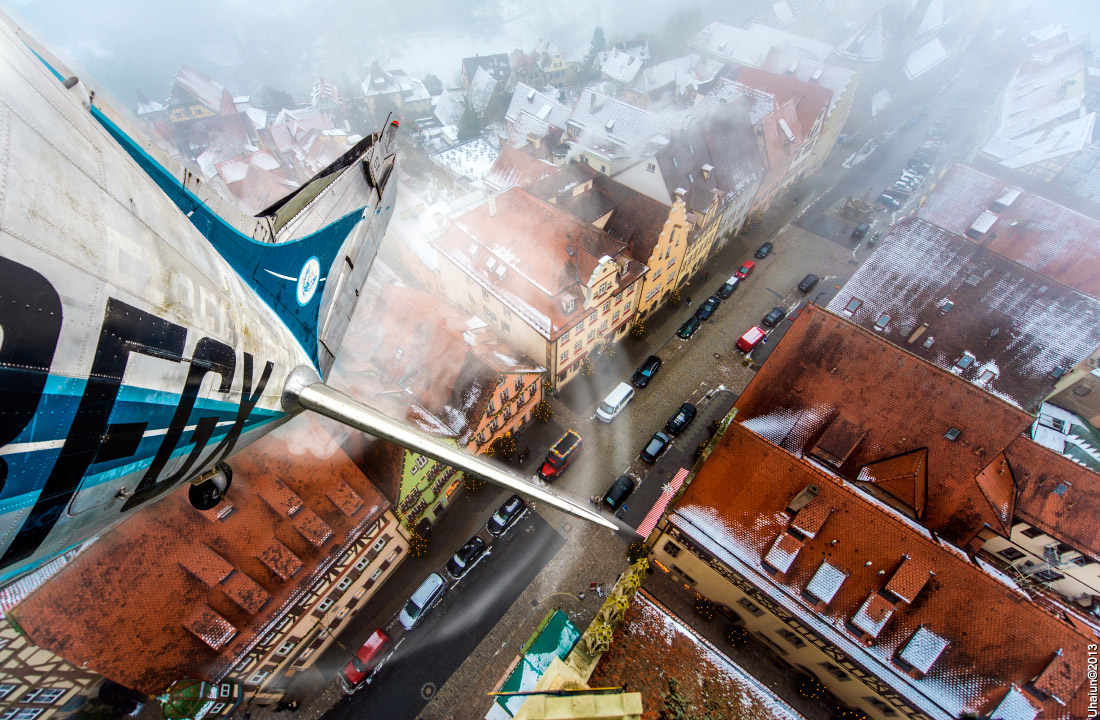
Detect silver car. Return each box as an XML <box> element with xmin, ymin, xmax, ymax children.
<box><xmin>398</xmin><ymin>572</ymin><xmax>446</xmax><ymax>630</ymax></box>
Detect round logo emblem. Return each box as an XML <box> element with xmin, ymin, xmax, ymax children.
<box><xmin>296</xmin><ymin>257</ymin><xmax>321</xmax><ymax>306</ymax></box>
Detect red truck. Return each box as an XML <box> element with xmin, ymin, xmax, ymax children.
<box><xmin>537</xmin><ymin>430</ymin><xmax>583</xmax><ymax>482</ymax></box>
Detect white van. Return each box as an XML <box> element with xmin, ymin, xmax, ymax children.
<box><xmin>596</xmin><ymin>382</ymin><xmax>635</xmax><ymax>422</ymax></box>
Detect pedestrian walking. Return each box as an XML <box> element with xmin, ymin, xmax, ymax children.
<box><xmin>686</xmin><ymin>296</ymin><xmax>692</xmax><ymax>306</ymax></box>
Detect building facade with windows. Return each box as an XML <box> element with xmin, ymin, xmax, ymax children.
<box><xmin>10</xmin><ymin>419</ymin><xmax>403</xmax><ymax>708</ymax></box>
<box><xmin>649</xmin><ymin>418</ymin><xmax>1095</xmax><ymax>720</ymax></box>
<box><xmin>0</xmin><ymin>550</ymin><xmax>102</xmax><ymax>720</ymax></box>
<box><xmin>436</xmin><ymin>187</ymin><xmax>646</xmax><ymax>389</ymax></box>
<box><xmin>335</xmin><ymin>282</ymin><xmax>545</xmax><ymax>531</ymax></box>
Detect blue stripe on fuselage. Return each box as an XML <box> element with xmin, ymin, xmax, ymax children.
<box><xmin>88</xmin><ymin>106</ymin><xmax>367</xmax><ymax>370</ymax></box>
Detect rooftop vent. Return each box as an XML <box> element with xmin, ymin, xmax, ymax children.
<box><xmin>527</xmin><ymin>88</ymin><xmax>536</xmax><ymax>100</ymax></box>
<box><xmin>810</xmin><ymin>66</ymin><xmax>824</xmax><ymax>81</ymax></box>
<box><xmin>787</xmin><ymin>60</ymin><xmax>799</xmax><ymax>74</ymax></box>
<box><xmin>468</xmin><ymin>243</ymin><xmax>479</xmax><ymax>257</ymax></box>
<box><xmin>605</xmin><ymin>119</ymin><xmax>615</xmax><ymax>132</ymax></box>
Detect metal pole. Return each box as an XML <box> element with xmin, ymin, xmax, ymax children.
<box><xmin>289</xmin><ymin>380</ymin><xmax>620</xmax><ymax>533</ymax></box>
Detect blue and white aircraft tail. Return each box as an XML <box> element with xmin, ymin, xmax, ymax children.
<box><xmin>0</xmin><ymin>14</ymin><xmax>615</xmax><ymax>585</ymax></box>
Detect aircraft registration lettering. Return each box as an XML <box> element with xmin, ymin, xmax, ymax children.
<box><xmin>0</xmin><ymin>256</ymin><xmax>277</xmax><ymax>566</ymax></box>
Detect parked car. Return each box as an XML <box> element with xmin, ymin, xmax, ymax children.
<box><xmin>677</xmin><ymin>316</ymin><xmax>701</xmax><ymax>339</ymax></box>
<box><xmin>762</xmin><ymin>307</ymin><xmax>787</xmax><ymax>327</ymax></box>
<box><xmin>665</xmin><ymin>402</ymin><xmax>697</xmax><ymax>435</ymax></box>
<box><xmin>797</xmin><ymin>274</ymin><xmax>820</xmax><ymax>293</ymax></box>
<box><xmin>694</xmin><ymin>296</ymin><xmax>721</xmax><ymax>321</ymax></box>
<box><xmin>876</xmin><ymin>193</ymin><xmax>903</xmax><ymax>210</ymax></box>
<box><xmin>716</xmin><ymin>276</ymin><xmax>740</xmax><ymax>298</ymax></box>
<box><xmin>343</xmin><ymin>629</ymin><xmax>392</xmax><ymax>690</ymax></box>
<box><xmin>602</xmin><ymin>475</ymin><xmax>636</xmax><ymax>510</ymax></box>
<box><xmin>596</xmin><ymin>382</ymin><xmax>635</xmax><ymax>422</ymax></box>
<box><xmin>631</xmin><ymin>355</ymin><xmax>662</xmax><ymax>388</ymax></box>
<box><xmin>447</xmin><ymin>536</ymin><xmax>487</xmax><ymax>579</ymax></box>
<box><xmin>754</xmin><ymin>241</ymin><xmax>773</xmax><ymax>259</ymax></box>
<box><xmin>736</xmin><ymin>326</ymin><xmax>767</xmax><ymax>352</ymax></box>
<box><xmin>537</xmin><ymin>430</ymin><xmax>583</xmax><ymax>481</ymax></box>
<box><xmin>735</xmin><ymin>260</ymin><xmax>756</xmax><ymax>279</ymax></box>
<box><xmin>851</xmin><ymin>223</ymin><xmax>870</xmax><ymax>239</ymax></box>
<box><xmin>398</xmin><ymin>572</ymin><xmax>446</xmax><ymax>630</ymax></box>
<box><xmin>487</xmin><ymin>494</ymin><xmax>526</xmax><ymax>536</ymax></box>
<box><xmin>641</xmin><ymin>431</ymin><xmax>672</xmax><ymax>463</ymax></box>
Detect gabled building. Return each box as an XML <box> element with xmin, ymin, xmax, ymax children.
<box><xmin>565</xmin><ymin>90</ymin><xmax>682</xmax><ymax>176</ymax></box>
<box><xmin>9</xmin><ymin>418</ymin><xmax>406</xmax><ymax>706</ymax></box>
<box><xmin>436</xmin><ymin>188</ymin><xmax>646</xmax><ymax>387</ymax></box>
<box><xmin>624</xmin><ymin>54</ymin><xmax>723</xmax><ymax>105</ymax></box>
<box><xmin>759</xmin><ymin>49</ymin><xmax>857</xmax><ymax>175</ymax></box>
<box><xmin>528</xmin><ymin>164</ymin><xmax>689</xmax><ymax>320</ymax></box>
<box><xmin>597</xmin><ymin>48</ymin><xmax>647</xmax><ymax>89</ymax></box>
<box><xmin>162</xmin><ymin>65</ymin><xmax>256</xmax><ymax>161</ymax></box>
<box><xmin>360</xmin><ymin>63</ymin><xmax>432</xmax><ymax>120</ymax></box>
<box><xmin>512</xmin><ymin>40</ymin><xmax>575</xmax><ymax>89</ymax></box>
<box><xmin>309</xmin><ymin>77</ymin><xmax>346</xmax><ymax>129</ymax></box>
<box><xmin>484</xmin><ymin>144</ymin><xmax>559</xmax><ymax>193</ymax></box>
<box><xmin>335</xmin><ymin>283</ymin><xmax>545</xmax><ymax>529</ymax></box>
<box><xmin>825</xmin><ymin>217</ymin><xmax>1100</xmax><ymax>414</ymax></box>
<box><xmin>462</xmin><ymin>53</ymin><xmax>511</xmax><ymax>89</ymax></box>
<box><xmin>648</xmin><ymin>418</ymin><xmax>1096</xmax><ymax>720</ymax></box>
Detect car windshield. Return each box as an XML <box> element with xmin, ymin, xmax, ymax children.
<box><xmin>404</xmin><ymin>599</ymin><xmax>421</xmax><ymax>615</ymax></box>
<box><xmin>598</xmin><ymin>401</ymin><xmax>614</xmax><ymax>413</ymax></box>
<box><xmin>350</xmin><ymin>656</ymin><xmax>369</xmax><ymax>673</ymax></box>
<box><xmin>646</xmin><ymin>438</ymin><xmax>663</xmax><ymax>452</ymax></box>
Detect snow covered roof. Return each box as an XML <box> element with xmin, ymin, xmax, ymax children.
<box><xmin>135</xmin><ymin>90</ymin><xmax>164</xmax><ymax>116</ymax></box>
<box><xmin>991</xmin><ymin>687</ymin><xmax>1039</xmax><ymax>720</ymax></box>
<box><xmin>568</xmin><ymin>90</ymin><xmax>683</xmax><ymax>158</ymax></box>
<box><xmin>668</xmin><ymin>420</ymin><xmax>1095</xmax><ymax>720</ymax></box>
<box><xmin>835</xmin><ymin>10</ymin><xmax>887</xmax><ymax>63</ymax></box>
<box><xmin>903</xmin><ymin>39</ymin><xmax>949</xmax><ymax>81</ymax></box>
<box><xmin>689</xmin><ymin>21</ymin><xmax>834</xmax><ymax>69</ymax></box>
<box><xmin>995</xmin><ymin>113</ymin><xmax>1095</xmax><ymax>170</ymax></box>
<box><xmin>735</xmin><ymin>305</ymin><xmax>1034</xmax><ymax>547</ymax></box>
<box><xmin>805</xmin><ymin>561</ymin><xmax>847</xmax><ymax>604</ymax></box>
<box><xmin>360</xmin><ymin>64</ymin><xmax>431</xmax><ymax>104</ymax></box>
<box><xmin>468</xmin><ymin>66</ymin><xmax>499</xmax><ymax>115</ymax></box>
<box><xmin>629</xmin><ymin>54</ymin><xmax>723</xmax><ymax>96</ymax></box>
<box><xmin>505</xmin><ymin>82</ymin><xmax>571</xmax><ymax>129</ymax></box>
<box><xmin>916</xmin><ymin>163</ymin><xmax>1100</xmax><ymax>299</ymax></box>
<box><xmin>430</xmin><ymin>138</ymin><xmax>500</xmax><ymax>183</ymax></box>
<box><xmin>170</xmin><ymin>65</ymin><xmax>231</xmax><ymax>114</ymax></box>
<box><xmin>760</xmin><ymin>49</ymin><xmax>855</xmax><ymax>113</ymax></box>
<box><xmin>1056</xmin><ymin>144</ymin><xmax>1100</xmax><ymax>204</ymax></box>
<box><xmin>899</xmin><ymin>626</ymin><xmax>950</xmax><ymax>674</ymax></box>
<box><xmin>599</xmin><ymin>48</ymin><xmax>645</xmax><ymax>86</ymax></box>
<box><xmin>825</xmin><ymin>217</ymin><xmax>1100</xmax><ymax>413</ymax></box>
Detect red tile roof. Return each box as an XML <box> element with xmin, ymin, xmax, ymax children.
<box><xmin>735</xmin><ymin>305</ymin><xmax>1033</xmax><ymax>547</ymax></box>
<box><xmin>1005</xmin><ymin>436</ymin><xmax>1100</xmax><ymax>560</ymax></box>
<box><xmin>438</xmin><ymin>187</ymin><xmax>646</xmax><ymax>339</ymax></box>
<box><xmin>670</xmin><ymin>422</ymin><xmax>1094</xmax><ymax>720</ymax></box>
<box><xmin>9</xmin><ymin>416</ymin><xmax>389</xmax><ymax>695</ymax></box>
<box><xmin>589</xmin><ymin>589</ymin><xmax>804</xmax><ymax>720</ymax></box>
<box><xmin>733</xmin><ymin>67</ymin><xmax>833</xmax><ymax>139</ymax></box>
<box><xmin>484</xmin><ymin>144</ymin><xmax>558</xmax><ymax>191</ymax></box>
<box><xmin>916</xmin><ymin>164</ymin><xmax>1100</xmax><ymax>298</ymax></box>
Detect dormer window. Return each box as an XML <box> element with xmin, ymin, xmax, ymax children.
<box><xmin>562</xmin><ymin>296</ymin><xmax>575</xmax><ymax>313</ymax></box>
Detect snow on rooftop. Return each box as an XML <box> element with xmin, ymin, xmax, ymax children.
<box><xmin>991</xmin><ymin>687</ymin><xmax>1039</xmax><ymax>720</ymax></box>
<box><xmin>852</xmin><ymin>593</ymin><xmax>894</xmax><ymax>637</ymax></box>
<box><xmin>689</xmin><ymin>21</ymin><xmax>833</xmax><ymax>68</ymax></box>
<box><xmin>763</xmin><ymin>532</ymin><xmax>801</xmax><ymax>573</ymax></box>
<box><xmin>599</xmin><ymin>49</ymin><xmax>644</xmax><ymax>85</ymax></box>
<box><xmin>1029</xmin><ymin>24</ymin><xmax>1067</xmax><ymax>45</ymax></box>
<box><xmin>430</xmin><ymin>138</ymin><xmax>500</xmax><ymax>183</ymax></box>
<box><xmin>505</xmin><ymin>82</ymin><xmax>570</xmax><ymax>129</ymax></box>
<box><xmin>899</xmin><ymin>626</ymin><xmax>950</xmax><ymax>674</ymax></box>
<box><xmin>998</xmin><ymin>114</ymin><xmax>1096</xmax><ymax>170</ymax></box>
<box><xmin>805</xmin><ymin>561</ymin><xmax>847</xmax><ymax>604</ymax></box>
<box><xmin>903</xmin><ymin>39</ymin><xmax>949</xmax><ymax>81</ymax></box>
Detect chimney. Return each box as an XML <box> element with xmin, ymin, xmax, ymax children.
<box><xmin>488</xmin><ymin>193</ymin><xmax>497</xmax><ymax>216</ymax></box>
<box><xmin>674</xmin><ymin>187</ymin><xmax>687</xmax><ymax>202</ymax></box>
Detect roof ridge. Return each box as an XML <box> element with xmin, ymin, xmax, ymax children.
<box><xmin>733</xmin><ymin>422</ymin><xmax>1095</xmax><ymax>641</ymax></box>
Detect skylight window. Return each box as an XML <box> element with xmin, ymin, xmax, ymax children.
<box><xmin>874</xmin><ymin>313</ymin><xmax>891</xmax><ymax>331</ymax></box>
<box><xmin>843</xmin><ymin>298</ymin><xmax>862</xmax><ymax>315</ymax></box>
<box><xmin>945</xmin><ymin>427</ymin><xmax>961</xmax><ymax>441</ymax></box>
<box><xmin>955</xmin><ymin>354</ymin><xmax>975</xmax><ymax>371</ymax></box>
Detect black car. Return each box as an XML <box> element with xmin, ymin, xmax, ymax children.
<box><xmin>694</xmin><ymin>296</ymin><xmax>720</xmax><ymax>321</ymax></box>
<box><xmin>677</xmin><ymin>316</ymin><xmax>701</xmax><ymax>339</ymax></box>
<box><xmin>716</xmin><ymin>277</ymin><xmax>740</xmax><ymax>298</ymax></box>
<box><xmin>851</xmin><ymin>223</ymin><xmax>870</xmax><ymax>239</ymax></box>
<box><xmin>754</xmin><ymin>241</ymin><xmax>773</xmax><ymax>259</ymax></box>
<box><xmin>631</xmin><ymin>355</ymin><xmax>662</xmax><ymax>388</ymax></box>
<box><xmin>762</xmin><ymin>306</ymin><xmax>786</xmax><ymax>327</ymax></box>
<box><xmin>602</xmin><ymin>475</ymin><xmax>636</xmax><ymax>510</ymax></box>
<box><xmin>876</xmin><ymin>193</ymin><xmax>902</xmax><ymax>210</ymax></box>
<box><xmin>797</xmin><ymin>274</ymin><xmax>820</xmax><ymax>293</ymax></box>
<box><xmin>641</xmin><ymin>431</ymin><xmax>672</xmax><ymax>463</ymax></box>
<box><xmin>665</xmin><ymin>402</ymin><xmax>697</xmax><ymax>435</ymax></box>
<box><xmin>486</xmin><ymin>494</ymin><xmax>526</xmax><ymax>536</ymax></box>
<box><xmin>447</xmin><ymin>536</ymin><xmax>487</xmax><ymax>578</ymax></box>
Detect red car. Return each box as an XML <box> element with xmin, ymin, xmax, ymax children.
<box><xmin>736</xmin><ymin>326</ymin><xmax>766</xmax><ymax>352</ymax></box>
<box><xmin>735</xmin><ymin>260</ymin><xmax>756</xmax><ymax>279</ymax></box>
<box><xmin>343</xmin><ymin>629</ymin><xmax>391</xmax><ymax>690</ymax></box>
<box><xmin>537</xmin><ymin>430</ymin><xmax>582</xmax><ymax>482</ymax></box>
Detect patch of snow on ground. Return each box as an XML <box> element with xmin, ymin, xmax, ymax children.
<box><xmin>871</xmin><ymin>90</ymin><xmax>892</xmax><ymax>117</ymax></box>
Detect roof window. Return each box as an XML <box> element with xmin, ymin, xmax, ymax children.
<box><xmin>874</xmin><ymin>313</ymin><xmax>891</xmax><ymax>331</ymax></box>
<box><xmin>1053</xmin><ymin>482</ymin><xmax>1070</xmax><ymax>496</ymax></box>
<box><xmin>955</xmin><ymin>353</ymin><xmax>975</xmax><ymax>371</ymax></box>
<box><xmin>939</xmin><ymin>300</ymin><xmax>954</xmax><ymax>313</ymax></box>
<box><xmin>921</xmin><ymin>336</ymin><xmax>935</xmax><ymax>349</ymax></box>
<box><xmin>843</xmin><ymin>298</ymin><xmax>862</xmax><ymax>315</ymax></box>
<box><xmin>945</xmin><ymin>427</ymin><xmax>961</xmax><ymax>441</ymax></box>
